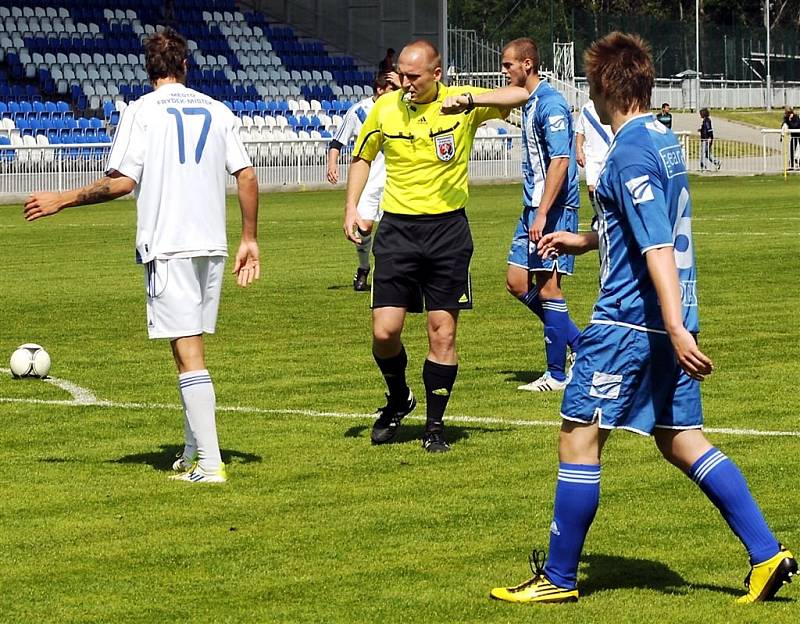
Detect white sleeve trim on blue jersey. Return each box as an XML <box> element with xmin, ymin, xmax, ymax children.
<box><xmin>641</xmin><ymin>242</ymin><xmax>673</xmax><ymax>254</ymax></box>
<box><xmin>590</xmin><ymin>319</ymin><xmax>669</xmax><ymax>335</ymax></box>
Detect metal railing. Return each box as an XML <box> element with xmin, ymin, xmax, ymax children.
<box><xmin>0</xmin><ymin>139</ymin><xmax>523</xmax><ymax>199</ymax></box>
<box><xmin>0</xmin><ymin>131</ymin><xmax>796</xmax><ymax>201</ymax></box>
<box><xmin>447</xmin><ymin>28</ymin><xmax>503</xmax><ymax>76</ymax></box>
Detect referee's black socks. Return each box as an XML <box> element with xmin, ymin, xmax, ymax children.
<box><xmin>423</xmin><ymin>359</ymin><xmax>458</xmax><ymax>433</ymax></box>
<box><xmin>374</xmin><ymin>346</ymin><xmax>409</xmax><ymax>404</ymax></box>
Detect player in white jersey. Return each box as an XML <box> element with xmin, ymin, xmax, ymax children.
<box><xmin>326</xmin><ymin>73</ymin><xmax>397</xmax><ymax>291</ymax></box>
<box><xmin>574</xmin><ymin>99</ymin><xmax>612</xmax><ymax>213</ymax></box>
<box><xmin>23</xmin><ymin>29</ymin><xmax>260</xmax><ymax>484</ymax></box>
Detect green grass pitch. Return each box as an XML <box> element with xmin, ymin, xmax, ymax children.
<box><xmin>0</xmin><ymin>175</ymin><xmax>798</xmax><ymax>622</ymax></box>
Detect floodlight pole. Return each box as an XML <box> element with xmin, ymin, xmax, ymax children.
<box><xmin>695</xmin><ymin>0</ymin><xmax>700</xmax><ymax>112</ymax></box>
<box><xmin>765</xmin><ymin>0</ymin><xmax>772</xmax><ymax>111</ymax></box>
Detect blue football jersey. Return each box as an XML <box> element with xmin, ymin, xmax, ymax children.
<box><xmin>592</xmin><ymin>114</ymin><xmax>699</xmax><ymax>333</ymax></box>
<box><xmin>521</xmin><ymin>81</ymin><xmax>580</xmax><ymax>209</ymax></box>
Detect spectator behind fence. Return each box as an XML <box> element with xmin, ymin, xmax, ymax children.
<box><xmin>656</xmin><ymin>102</ymin><xmax>672</xmax><ymax>129</ymax></box>
<box><xmin>699</xmin><ymin>108</ymin><xmax>721</xmax><ymax>172</ymax></box>
<box><xmin>781</xmin><ymin>107</ymin><xmax>800</xmax><ymax>170</ymax></box>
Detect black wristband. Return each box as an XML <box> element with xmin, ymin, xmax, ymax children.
<box><xmin>465</xmin><ymin>92</ymin><xmax>474</xmax><ymax>111</ymax></box>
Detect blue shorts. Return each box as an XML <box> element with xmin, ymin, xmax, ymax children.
<box><xmin>507</xmin><ymin>206</ymin><xmax>578</xmax><ymax>274</ymax></box>
<box><xmin>560</xmin><ymin>323</ymin><xmax>703</xmax><ymax>435</ymax></box>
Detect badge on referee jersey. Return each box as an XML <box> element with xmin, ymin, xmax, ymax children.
<box><xmin>434</xmin><ymin>134</ymin><xmax>456</xmax><ymax>161</ymax></box>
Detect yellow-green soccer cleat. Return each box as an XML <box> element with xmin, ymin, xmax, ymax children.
<box><xmin>490</xmin><ymin>550</ymin><xmax>579</xmax><ymax>604</ymax></box>
<box><xmin>169</xmin><ymin>462</ymin><xmax>228</xmax><ymax>484</ymax></box>
<box><xmin>736</xmin><ymin>547</ymin><xmax>797</xmax><ymax>604</ymax></box>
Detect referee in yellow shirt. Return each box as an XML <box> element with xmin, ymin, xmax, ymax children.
<box><xmin>344</xmin><ymin>39</ymin><xmax>507</xmax><ymax>452</ymax></box>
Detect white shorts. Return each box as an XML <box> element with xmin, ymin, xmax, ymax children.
<box><xmin>143</xmin><ymin>256</ymin><xmax>225</xmax><ymax>340</ymax></box>
<box><xmin>585</xmin><ymin>160</ymin><xmax>604</xmax><ymax>188</ymax></box>
<box><xmin>356</xmin><ymin>180</ymin><xmax>384</xmax><ymax>223</ymax></box>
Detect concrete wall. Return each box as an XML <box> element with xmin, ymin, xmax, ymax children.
<box><xmin>251</xmin><ymin>0</ymin><xmax>445</xmax><ymax>70</ymax></box>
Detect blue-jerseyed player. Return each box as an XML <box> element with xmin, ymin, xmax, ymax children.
<box><xmin>488</xmin><ymin>31</ymin><xmax>796</xmax><ymax>605</ymax></box>
<box><xmin>442</xmin><ymin>38</ymin><xmax>581</xmax><ymax>392</ymax></box>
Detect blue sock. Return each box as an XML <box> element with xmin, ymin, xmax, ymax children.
<box><xmin>518</xmin><ymin>288</ymin><xmax>544</xmax><ymax>322</ymax></box>
<box><xmin>541</xmin><ymin>299</ymin><xmax>579</xmax><ymax>380</ymax></box>
<box><xmin>690</xmin><ymin>448</ymin><xmax>780</xmax><ymax>564</ymax></box>
<box><xmin>543</xmin><ymin>463</ymin><xmax>601</xmax><ymax>589</ymax></box>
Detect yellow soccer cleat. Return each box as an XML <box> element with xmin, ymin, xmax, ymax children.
<box><xmin>737</xmin><ymin>547</ymin><xmax>797</xmax><ymax>604</ymax></box>
<box><xmin>490</xmin><ymin>550</ymin><xmax>579</xmax><ymax>604</ymax></box>
<box><xmin>169</xmin><ymin>462</ymin><xmax>228</xmax><ymax>484</ymax></box>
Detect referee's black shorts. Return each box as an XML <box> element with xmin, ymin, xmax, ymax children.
<box><xmin>371</xmin><ymin>208</ymin><xmax>473</xmax><ymax>313</ymax></box>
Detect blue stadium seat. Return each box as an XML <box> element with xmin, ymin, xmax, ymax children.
<box><xmin>0</xmin><ymin>135</ymin><xmax>14</xmax><ymax>161</ymax></box>
<box><xmin>29</xmin><ymin>118</ymin><xmax>44</xmax><ymax>135</ymax></box>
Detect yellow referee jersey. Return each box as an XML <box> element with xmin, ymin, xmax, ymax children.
<box><xmin>353</xmin><ymin>83</ymin><xmax>505</xmax><ymax>216</ymax></box>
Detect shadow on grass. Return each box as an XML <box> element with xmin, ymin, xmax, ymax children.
<box><xmin>500</xmin><ymin>369</ymin><xmax>546</xmax><ymax>385</ymax></box>
<box><xmin>110</xmin><ymin>444</ymin><xmax>262</xmax><ymax>472</ymax></box>
<box><xmin>579</xmin><ymin>553</ymin><xmax>689</xmax><ymax>596</ymax></box>
<box><xmin>344</xmin><ymin>423</ymin><xmax>505</xmax><ymax>447</ymax></box>
<box><xmin>581</xmin><ymin>553</ymin><xmax>794</xmax><ymax>600</ymax></box>
<box><xmin>327</xmin><ymin>284</ymin><xmax>370</xmax><ymax>291</ymax></box>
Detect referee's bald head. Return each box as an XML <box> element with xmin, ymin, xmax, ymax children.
<box><xmin>400</xmin><ymin>40</ymin><xmax>441</xmax><ymax>71</ymax></box>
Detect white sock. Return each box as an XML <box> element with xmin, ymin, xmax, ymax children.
<box><xmin>179</xmin><ymin>408</ymin><xmax>197</xmax><ymax>462</ymax></box>
<box><xmin>178</xmin><ymin>369</ymin><xmax>222</xmax><ymax>472</ymax></box>
<box><xmin>356</xmin><ymin>233</ymin><xmax>372</xmax><ymax>270</ymax></box>
<box><xmin>177</xmin><ymin>384</ymin><xmax>197</xmax><ymax>461</ymax></box>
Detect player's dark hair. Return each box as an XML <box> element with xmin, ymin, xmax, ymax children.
<box><xmin>403</xmin><ymin>39</ymin><xmax>441</xmax><ymax>70</ymax></box>
<box><xmin>700</xmin><ymin>107</ymin><xmax>710</xmax><ymax>117</ymax></box>
<box><xmin>144</xmin><ymin>28</ymin><xmax>188</xmax><ymax>83</ymax></box>
<box><xmin>504</xmin><ymin>38</ymin><xmax>540</xmax><ymax>72</ymax></box>
<box><xmin>584</xmin><ymin>32</ymin><xmax>653</xmax><ymax>113</ymax></box>
<box><xmin>662</xmin><ymin>102</ymin><xmax>670</xmax><ymax>108</ymax></box>
<box><xmin>374</xmin><ymin>73</ymin><xmax>395</xmax><ymax>91</ymax></box>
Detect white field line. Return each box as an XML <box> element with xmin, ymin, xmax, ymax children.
<box><xmin>0</xmin><ymin>369</ymin><xmax>797</xmax><ymax>438</ymax></box>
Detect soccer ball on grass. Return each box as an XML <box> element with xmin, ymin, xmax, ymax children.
<box><xmin>9</xmin><ymin>343</ymin><xmax>51</xmax><ymax>378</ymax></box>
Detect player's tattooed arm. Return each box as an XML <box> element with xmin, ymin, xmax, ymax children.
<box><xmin>23</xmin><ymin>172</ymin><xmax>135</xmax><ymax>221</ymax></box>
<box><xmin>75</xmin><ymin>176</ymin><xmax>116</xmax><ymax>205</ymax></box>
